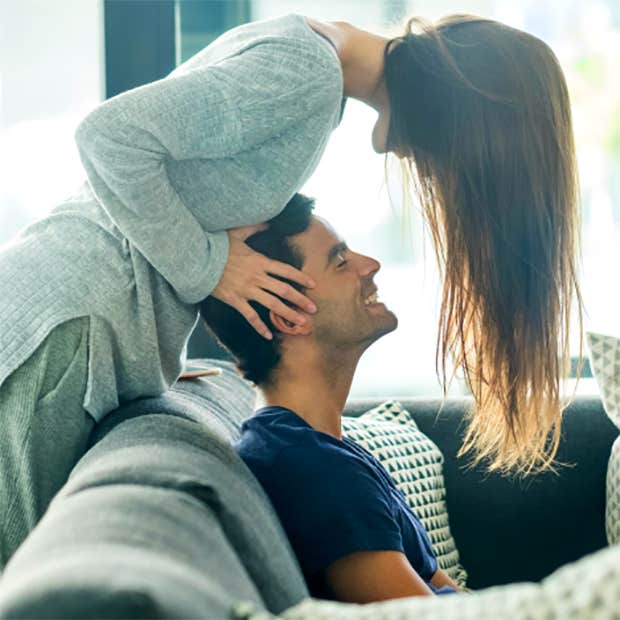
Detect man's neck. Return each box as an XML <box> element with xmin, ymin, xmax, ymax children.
<box><xmin>259</xmin><ymin>346</ymin><xmax>361</xmax><ymax>440</ymax></box>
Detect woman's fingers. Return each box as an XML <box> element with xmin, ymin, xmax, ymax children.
<box><xmin>260</xmin><ymin>275</ymin><xmax>317</xmax><ymax>314</ymax></box>
<box><xmin>233</xmin><ymin>297</ymin><xmax>273</xmax><ymax>340</ymax></box>
<box><xmin>266</xmin><ymin>258</ymin><xmax>317</xmax><ymax>290</ymax></box>
<box><xmin>212</xmin><ymin>232</ymin><xmax>319</xmax><ymax>340</ymax></box>
<box><xmin>264</xmin><ymin>261</ymin><xmax>317</xmax><ymax>313</ymax></box>
<box><xmin>254</xmin><ymin>290</ymin><xmax>308</xmax><ymax>326</ymax></box>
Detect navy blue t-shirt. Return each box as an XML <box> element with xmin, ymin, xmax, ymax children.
<box><xmin>234</xmin><ymin>406</ymin><xmax>456</xmax><ymax>599</ymax></box>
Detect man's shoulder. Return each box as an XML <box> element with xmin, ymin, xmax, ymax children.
<box><xmin>237</xmin><ymin>408</ymin><xmax>373</xmax><ymax>479</ymax></box>
<box><xmin>275</xmin><ymin>431</ymin><xmax>378</xmax><ymax>488</ymax></box>
<box><xmin>235</xmin><ymin>407</ymin><xmax>308</xmax><ymax>468</ymax></box>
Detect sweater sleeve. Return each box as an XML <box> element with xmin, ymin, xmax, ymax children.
<box><xmin>74</xmin><ymin>34</ymin><xmax>342</xmax><ymax>304</ymax></box>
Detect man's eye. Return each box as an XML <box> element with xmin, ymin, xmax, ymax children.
<box><xmin>337</xmin><ymin>260</ymin><xmax>348</xmax><ymax>268</ymax></box>
<box><xmin>336</xmin><ymin>252</ymin><xmax>348</xmax><ymax>268</ymax></box>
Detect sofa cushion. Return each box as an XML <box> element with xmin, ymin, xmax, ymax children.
<box><xmin>0</xmin><ymin>484</ymin><xmax>264</xmax><ymax>619</ymax></box>
<box><xmin>0</xmin><ymin>360</ymin><xmax>308</xmax><ymax>618</ymax></box>
<box><xmin>586</xmin><ymin>331</ymin><xmax>620</xmax><ymax>545</ymax></box>
<box><xmin>341</xmin><ymin>401</ymin><xmax>467</xmax><ymax>589</ymax></box>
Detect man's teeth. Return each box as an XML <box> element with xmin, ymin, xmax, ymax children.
<box><xmin>364</xmin><ymin>293</ymin><xmax>379</xmax><ymax>305</ymax></box>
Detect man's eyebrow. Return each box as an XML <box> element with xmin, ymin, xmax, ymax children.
<box><xmin>325</xmin><ymin>241</ymin><xmax>348</xmax><ymax>270</ymax></box>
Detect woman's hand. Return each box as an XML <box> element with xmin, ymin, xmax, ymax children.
<box><xmin>211</xmin><ymin>224</ymin><xmax>317</xmax><ymax>340</ymax></box>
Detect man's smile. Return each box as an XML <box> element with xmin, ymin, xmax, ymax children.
<box><xmin>363</xmin><ymin>287</ymin><xmax>389</xmax><ymax>314</ymax></box>
<box><xmin>362</xmin><ymin>286</ymin><xmax>378</xmax><ymax>306</ymax></box>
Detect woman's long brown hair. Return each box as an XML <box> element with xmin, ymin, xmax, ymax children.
<box><xmin>384</xmin><ymin>15</ymin><xmax>583</xmax><ymax>476</ymax></box>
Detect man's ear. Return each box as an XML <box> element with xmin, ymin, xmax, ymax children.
<box><xmin>269</xmin><ymin>310</ymin><xmax>313</xmax><ymax>337</ymax></box>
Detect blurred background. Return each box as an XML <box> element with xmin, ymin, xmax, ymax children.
<box><xmin>1</xmin><ymin>0</ymin><xmax>618</xmax><ymax>398</ymax></box>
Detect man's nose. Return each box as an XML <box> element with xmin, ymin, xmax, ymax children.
<box><xmin>357</xmin><ymin>253</ymin><xmax>381</xmax><ymax>277</ymax></box>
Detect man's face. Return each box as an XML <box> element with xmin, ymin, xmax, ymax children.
<box><xmin>290</xmin><ymin>216</ymin><xmax>398</xmax><ymax>349</ymax></box>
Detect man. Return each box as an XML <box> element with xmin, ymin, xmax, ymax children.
<box><xmin>201</xmin><ymin>193</ymin><xmax>460</xmax><ymax>604</ymax></box>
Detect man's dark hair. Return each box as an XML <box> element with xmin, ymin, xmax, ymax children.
<box><xmin>201</xmin><ymin>193</ymin><xmax>315</xmax><ymax>385</ymax></box>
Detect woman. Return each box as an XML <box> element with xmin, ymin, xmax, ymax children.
<box><xmin>0</xmin><ymin>13</ymin><xmax>580</xmax><ymax>567</ymax></box>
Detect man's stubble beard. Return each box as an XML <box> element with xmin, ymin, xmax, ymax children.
<box><xmin>312</xmin><ymin>298</ymin><xmax>397</xmax><ymax>352</ymax></box>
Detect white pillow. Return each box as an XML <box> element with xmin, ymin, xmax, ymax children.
<box><xmin>339</xmin><ymin>400</ymin><xmax>467</xmax><ymax>589</ymax></box>
<box><xmin>586</xmin><ymin>332</ymin><xmax>620</xmax><ymax>545</ymax></box>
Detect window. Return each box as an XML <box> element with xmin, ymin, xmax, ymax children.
<box><xmin>0</xmin><ymin>0</ymin><xmax>104</xmax><ymax>245</ymax></box>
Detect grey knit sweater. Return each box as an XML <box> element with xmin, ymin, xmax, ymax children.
<box><xmin>0</xmin><ymin>14</ymin><xmax>343</xmax><ymax>421</ymax></box>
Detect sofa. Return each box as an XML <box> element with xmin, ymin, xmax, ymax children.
<box><xmin>0</xmin><ymin>359</ymin><xmax>617</xmax><ymax>619</ymax></box>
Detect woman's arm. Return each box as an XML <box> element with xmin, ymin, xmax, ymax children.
<box><xmin>305</xmin><ymin>18</ymin><xmax>351</xmax><ymax>61</ymax></box>
<box><xmin>75</xmin><ymin>34</ymin><xmax>340</xmax><ymax>306</ymax></box>
<box><xmin>305</xmin><ymin>17</ymin><xmax>388</xmax><ymax>106</ymax></box>
<box><xmin>323</xmin><ymin>550</ymin><xmax>434</xmax><ymax>604</ymax></box>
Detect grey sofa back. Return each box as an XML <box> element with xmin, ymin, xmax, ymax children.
<box><xmin>0</xmin><ymin>362</ymin><xmax>308</xmax><ymax>619</ymax></box>
<box><xmin>344</xmin><ymin>396</ymin><xmax>619</xmax><ymax>590</ymax></box>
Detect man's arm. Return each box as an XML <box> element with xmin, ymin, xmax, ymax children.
<box><xmin>430</xmin><ymin>567</ymin><xmax>462</xmax><ymax>592</ymax></box>
<box><xmin>323</xmin><ymin>550</ymin><xmax>434</xmax><ymax>604</ymax></box>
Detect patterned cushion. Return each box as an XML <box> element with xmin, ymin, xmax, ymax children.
<box><xmin>339</xmin><ymin>400</ymin><xmax>467</xmax><ymax>588</ymax></box>
<box><xmin>586</xmin><ymin>332</ymin><xmax>620</xmax><ymax>545</ymax></box>
<box><xmin>607</xmin><ymin>439</ymin><xmax>620</xmax><ymax>545</ymax></box>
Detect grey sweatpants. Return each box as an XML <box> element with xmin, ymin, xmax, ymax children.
<box><xmin>0</xmin><ymin>317</ymin><xmax>95</xmax><ymax>569</ymax></box>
